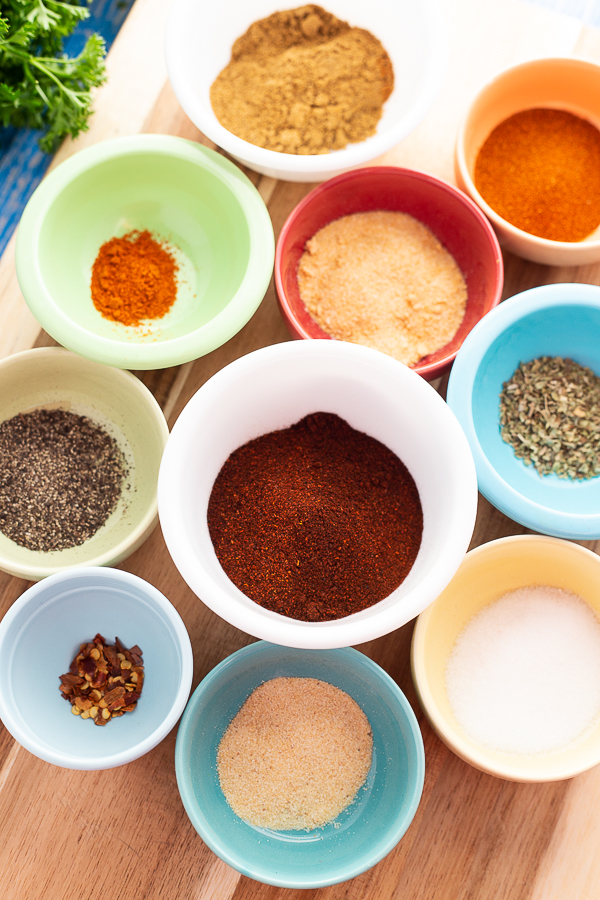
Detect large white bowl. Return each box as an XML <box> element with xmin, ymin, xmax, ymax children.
<box><xmin>165</xmin><ymin>0</ymin><xmax>447</xmax><ymax>182</ymax></box>
<box><xmin>158</xmin><ymin>341</ymin><xmax>477</xmax><ymax>648</ymax></box>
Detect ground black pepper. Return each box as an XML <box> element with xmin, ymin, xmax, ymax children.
<box><xmin>207</xmin><ymin>412</ymin><xmax>423</xmax><ymax>622</ymax></box>
<box><xmin>0</xmin><ymin>408</ymin><xmax>127</xmax><ymax>552</ymax></box>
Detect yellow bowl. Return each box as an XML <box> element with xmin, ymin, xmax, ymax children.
<box><xmin>455</xmin><ymin>58</ymin><xmax>600</xmax><ymax>266</ymax></box>
<box><xmin>412</xmin><ymin>535</ymin><xmax>600</xmax><ymax>781</ymax></box>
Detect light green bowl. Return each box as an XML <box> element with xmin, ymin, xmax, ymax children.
<box><xmin>16</xmin><ymin>135</ymin><xmax>275</xmax><ymax>370</ymax></box>
<box><xmin>0</xmin><ymin>348</ymin><xmax>169</xmax><ymax>580</ymax></box>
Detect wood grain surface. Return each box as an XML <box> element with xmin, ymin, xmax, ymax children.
<box><xmin>2</xmin><ymin>1</ymin><xmax>600</xmax><ymax>897</ymax></box>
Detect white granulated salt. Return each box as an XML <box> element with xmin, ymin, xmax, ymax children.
<box><xmin>445</xmin><ymin>585</ymin><xmax>600</xmax><ymax>755</ymax></box>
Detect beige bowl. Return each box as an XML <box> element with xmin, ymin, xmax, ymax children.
<box><xmin>412</xmin><ymin>536</ymin><xmax>600</xmax><ymax>782</ymax></box>
<box><xmin>0</xmin><ymin>348</ymin><xmax>169</xmax><ymax>580</ymax></box>
<box><xmin>455</xmin><ymin>57</ymin><xmax>600</xmax><ymax>266</ymax></box>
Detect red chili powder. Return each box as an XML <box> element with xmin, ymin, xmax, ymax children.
<box><xmin>207</xmin><ymin>412</ymin><xmax>423</xmax><ymax>622</ymax></box>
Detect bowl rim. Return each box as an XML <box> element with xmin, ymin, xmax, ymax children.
<box><xmin>0</xmin><ymin>566</ymin><xmax>194</xmax><ymax>770</ymax></box>
<box><xmin>15</xmin><ymin>134</ymin><xmax>275</xmax><ymax>370</ymax></box>
<box><xmin>446</xmin><ymin>283</ymin><xmax>600</xmax><ymax>539</ymax></box>
<box><xmin>411</xmin><ymin>534</ymin><xmax>600</xmax><ymax>781</ymax></box>
<box><xmin>174</xmin><ymin>640</ymin><xmax>425</xmax><ymax>888</ymax></box>
<box><xmin>158</xmin><ymin>339</ymin><xmax>478</xmax><ymax>648</ymax></box>
<box><xmin>0</xmin><ymin>346</ymin><xmax>169</xmax><ymax>580</ymax></box>
<box><xmin>455</xmin><ymin>56</ymin><xmax>600</xmax><ymax>252</ymax></box>
<box><xmin>274</xmin><ymin>165</ymin><xmax>504</xmax><ymax>380</ymax></box>
<box><xmin>164</xmin><ymin>0</ymin><xmax>448</xmax><ymax>176</ymax></box>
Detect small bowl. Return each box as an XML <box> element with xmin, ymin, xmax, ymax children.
<box><xmin>15</xmin><ymin>135</ymin><xmax>274</xmax><ymax>370</ymax></box>
<box><xmin>158</xmin><ymin>339</ymin><xmax>477</xmax><ymax>648</ymax></box>
<box><xmin>455</xmin><ymin>57</ymin><xmax>600</xmax><ymax>266</ymax></box>
<box><xmin>165</xmin><ymin>0</ymin><xmax>446</xmax><ymax>182</ymax></box>
<box><xmin>0</xmin><ymin>347</ymin><xmax>168</xmax><ymax>580</ymax></box>
<box><xmin>0</xmin><ymin>567</ymin><xmax>193</xmax><ymax>769</ymax></box>
<box><xmin>447</xmin><ymin>283</ymin><xmax>600</xmax><ymax>540</ymax></box>
<box><xmin>175</xmin><ymin>641</ymin><xmax>424</xmax><ymax>887</ymax></box>
<box><xmin>412</xmin><ymin>535</ymin><xmax>600</xmax><ymax>781</ymax></box>
<box><xmin>275</xmin><ymin>167</ymin><xmax>503</xmax><ymax>380</ymax></box>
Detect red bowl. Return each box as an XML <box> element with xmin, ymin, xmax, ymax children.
<box><xmin>275</xmin><ymin>166</ymin><xmax>504</xmax><ymax>380</ymax></box>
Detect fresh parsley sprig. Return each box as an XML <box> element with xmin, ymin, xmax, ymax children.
<box><xmin>0</xmin><ymin>0</ymin><xmax>106</xmax><ymax>153</ymax></box>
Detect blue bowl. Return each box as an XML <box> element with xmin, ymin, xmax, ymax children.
<box><xmin>175</xmin><ymin>641</ymin><xmax>424</xmax><ymax>888</ymax></box>
<box><xmin>447</xmin><ymin>283</ymin><xmax>600</xmax><ymax>539</ymax></box>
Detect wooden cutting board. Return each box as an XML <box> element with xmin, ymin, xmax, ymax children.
<box><xmin>1</xmin><ymin>1</ymin><xmax>600</xmax><ymax>897</ymax></box>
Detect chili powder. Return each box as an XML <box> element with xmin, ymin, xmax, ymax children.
<box><xmin>207</xmin><ymin>412</ymin><xmax>423</xmax><ymax>622</ymax></box>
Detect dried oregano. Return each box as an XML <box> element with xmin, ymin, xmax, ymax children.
<box><xmin>499</xmin><ymin>356</ymin><xmax>600</xmax><ymax>480</ymax></box>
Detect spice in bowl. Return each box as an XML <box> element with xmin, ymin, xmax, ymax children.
<box><xmin>0</xmin><ymin>408</ymin><xmax>127</xmax><ymax>551</ymax></box>
<box><xmin>217</xmin><ymin>677</ymin><xmax>373</xmax><ymax>830</ymax></box>
<box><xmin>210</xmin><ymin>5</ymin><xmax>394</xmax><ymax>155</ymax></box>
<box><xmin>297</xmin><ymin>211</ymin><xmax>467</xmax><ymax>366</ymax></box>
<box><xmin>445</xmin><ymin>586</ymin><xmax>600</xmax><ymax>755</ymax></box>
<box><xmin>91</xmin><ymin>229</ymin><xmax>179</xmax><ymax>326</ymax></box>
<box><xmin>59</xmin><ymin>634</ymin><xmax>144</xmax><ymax>726</ymax></box>
<box><xmin>499</xmin><ymin>356</ymin><xmax>600</xmax><ymax>480</ymax></box>
<box><xmin>207</xmin><ymin>412</ymin><xmax>423</xmax><ymax>621</ymax></box>
<box><xmin>474</xmin><ymin>109</ymin><xmax>600</xmax><ymax>242</ymax></box>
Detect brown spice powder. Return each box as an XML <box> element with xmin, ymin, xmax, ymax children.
<box><xmin>210</xmin><ymin>5</ymin><xmax>394</xmax><ymax>155</ymax></box>
<box><xmin>217</xmin><ymin>677</ymin><xmax>373</xmax><ymax>831</ymax></box>
<box><xmin>298</xmin><ymin>211</ymin><xmax>467</xmax><ymax>366</ymax></box>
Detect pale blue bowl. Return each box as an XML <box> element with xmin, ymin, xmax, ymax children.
<box><xmin>175</xmin><ymin>641</ymin><xmax>424</xmax><ymax>888</ymax></box>
<box><xmin>447</xmin><ymin>283</ymin><xmax>600</xmax><ymax>539</ymax></box>
<box><xmin>0</xmin><ymin>567</ymin><xmax>193</xmax><ymax>769</ymax></box>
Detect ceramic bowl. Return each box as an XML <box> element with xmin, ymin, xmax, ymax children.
<box><xmin>15</xmin><ymin>135</ymin><xmax>274</xmax><ymax>369</ymax></box>
<box><xmin>175</xmin><ymin>640</ymin><xmax>424</xmax><ymax>887</ymax></box>
<box><xmin>158</xmin><ymin>339</ymin><xmax>477</xmax><ymax>649</ymax></box>
<box><xmin>275</xmin><ymin>166</ymin><xmax>503</xmax><ymax>380</ymax></box>
<box><xmin>412</xmin><ymin>535</ymin><xmax>600</xmax><ymax>781</ymax></box>
<box><xmin>447</xmin><ymin>283</ymin><xmax>600</xmax><ymax>540</ymax></box>
<box><xmin>165</xmin><ymin>0</ymin><xmax>446</xmax><ymax>182</ymax></box>
<box><xmin>0</xmin><ymin>347</ymin><xmax>168</xmax><ymax>580</ymax></box>
<box><xmin>0</xmin><ymin>567</ymin><xmax>193</xmax><ymax>770</ymax></box>
<box><xmin>455</xmin><ymin>57</ymin><xmax>600</xmax><ymax>265</ymax></box>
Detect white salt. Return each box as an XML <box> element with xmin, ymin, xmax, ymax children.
<box><xmin>445</xmin><ymin>585</ymin><xmax>600</xmax><ymax>755</ymax></box>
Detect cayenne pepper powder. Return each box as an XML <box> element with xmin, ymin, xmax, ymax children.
<box><xmin>207</xmin><ymin>412</ymin><xmax>423</xmax><ymax>622</ymax></box>
<box><xmin>474</xmin><ymin>108</ymin><xmax>600</xmax><ymax>242</ymax></box>
<box><xmin>91</xmin><ymin>230</ymin><xmax>179</xmax><ymax>326</ymax></box>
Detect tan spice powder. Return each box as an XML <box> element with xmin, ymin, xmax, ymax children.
<box><xmin>298</xmin><ymin>211</ymin><xmax>467</xmax><ymax>366</ymax></box>
<box><xmin>217</xmin><ymin>677</ymin><xmax>373</xmax><ymax>831</ymax></box>
<box><xmin>210</xmin><ymin>5</ymin><xmax>394</xmax><ymax>155</ymax></box>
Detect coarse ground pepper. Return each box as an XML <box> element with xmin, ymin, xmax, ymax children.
<box><xmin>0</xmin><ymin>408</ymin><xmax>127</xmax><ymax>552</ymax></box>
<box><xmin>207</xmin><ymin>411</ymin><xmax>423</xmax><ymax>621</ymax></box>
<box><xmin>91</xmin><ymin>229</ymin><xmax>179</xmax><ymax>326</ymax></box>
<box><xmin>210</xmin><ymin>5</ymin><xmax>394</xmax><ymax>155</ymax></box>
<box><xmin>474</xmin><ymin>108</ymin><xmax>600</xmax><ymax>242</ymax></box>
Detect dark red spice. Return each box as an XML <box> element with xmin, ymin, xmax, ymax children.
<box><xmin>207</xmin><ymin>412</ymin><xmax>423</xmax><ymax>622</ymax></box>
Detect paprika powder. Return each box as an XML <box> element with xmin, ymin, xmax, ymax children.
<box><xmin>91</xmin><ymin>229</ymin><xmax>179</xmax><ymax>326</ymax></box>
<box><xmin>207</xmin><ymin>412</ymin><xmax>423</xmax><ymax>622</ymax></box>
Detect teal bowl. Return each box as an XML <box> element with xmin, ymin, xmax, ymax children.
<box><xmin>447</xmin><ymin>283</ymin><xmax>600</xmax><ymax>539</ymax></box>
<box><xmin>175</xmin><ymin>641</ymin><xmax>424</xmax><ymax>888</ymax></box>
<box><xmin>15</xmin><ymin>135</ymin><xmax>274</xmax><ymax>370</ymax></box>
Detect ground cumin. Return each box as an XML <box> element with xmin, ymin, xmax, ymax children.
<box><xmin>298</xmin><ymin>211</ymin><xmax>467</xmax><ymax>366</ymax></box>
<box><xmin>474</xmin><ymin>108</ymin><xmax>600</xmax><ymax>242</ymax></box>
<box><xmin>91</xmin><ymin>230</ymin><xmax>179</xmax><ymax>326</ymax></box>
<box><xmin>210</xmin><ymin>5</ymin><xmax>394</xmax><ymax>155</ymax></box>
<box><xmin>217</xmin><ymin>677</ymin><xmax>373</xmax><ymax>831</ymax></box>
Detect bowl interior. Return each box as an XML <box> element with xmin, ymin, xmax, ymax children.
<box><xmin>176</xmin><ymin>642</ymin><xmax>424</xmax><ymax>887</ymax></box>
<box><xmin>0</xmin><ymin>350</ymin><xmax>167</xmax><ymax>577</ymax></box>
<box><xmin>469</xmin><ymin>303</ymin><xmax>600</xmax><ymax>515</ymax></box>
<box><xmin>37</xmin><ymin>150</ymin><xmax>251</xmax><ymax>344</ymax></box>
<box><xmin>412</xmin><ymin>537</ymin><xmax>600</xmax><ymax>780</ymax></box>
<box><xmin>0</xmin><ymin>570</ymin><xmax>189</xmax><ymax>768</ymax></box>
<box><xmin>276</xmin><ymin>169</ymin><xmax>502</xmax><ymax>378</ymax></box>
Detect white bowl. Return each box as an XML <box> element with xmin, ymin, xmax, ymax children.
<box><xmin>165</xmin><ymin>0</ymin><xmax>447</xmax><ymax>182</ymax></box>
<box><xmin>158</xmin><ymin>340</ymin><xmax>477</xmax><ymax>649</ymax></box>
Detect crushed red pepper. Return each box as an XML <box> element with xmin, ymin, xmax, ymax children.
<box><xmin>207</xmin><ymin>412</ymin><xmax>423</xmax><ymax>621</ymax></box>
